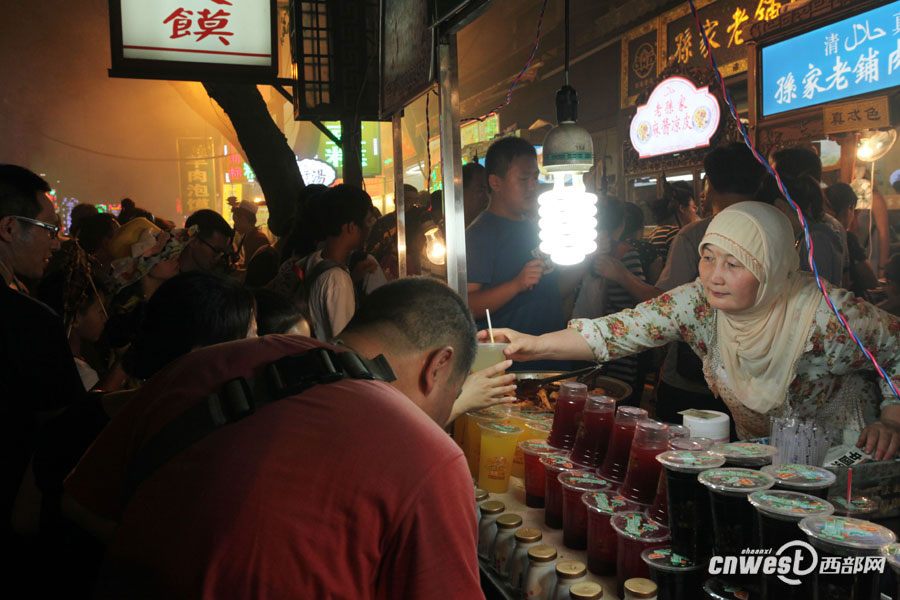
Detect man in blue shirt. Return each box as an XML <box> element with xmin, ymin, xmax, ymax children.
<box><xmin>466</xmin><ymin>137</ymin><xmax>577</xmax><ymax>370</ymax></box>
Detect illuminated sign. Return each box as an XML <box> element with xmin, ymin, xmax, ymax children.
<box><xmin>297</xmin><ymin>158</ymin><xmax>337</xmax><ymax>186</ymax></box>
<box><xmin>761</xmin><ymin>0</ymin><xmax>900</xmax><ymax>116</ymax></box>
<box><xmin>223</xmin><ymin>144</ymin><xmax>255</xmax><ymax>184</ymax></box>
<box><xmin>629</xmin><ymin>77</ymin><xmax>721</xmax><ymax>158</ymax></box>
<box><xmin>109</xmin><ymin>0</ymin><xmax>276</xmax><ymax>81</ymax></box>
<box><xmin>177</xmin><ymin>137</ymin><xmax>217</xmax><ymax>214</ymax></box>
<box><xmin>315</xmin><ymin>121</ymin><xmax>382</xmax><ymax>178</ymax></box>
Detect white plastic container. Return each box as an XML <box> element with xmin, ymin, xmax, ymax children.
<box><xmin>523</xmin><ymin>545</ymin><xmax>558</xmax><ymax>600</ymax></box>
<box><xmin>508</xmin><ymin>527</ymin><xmax>542</xmax><ymax>590</ymax></box>
<box><xmin>682</xmin><ymin>410</ymin><xmax>730</xmax><ymax>443</ymax></box>
<box><xmin>477</xmin><ymin>500</ymin><xmax>504</xmax><ymax>558</ymax></box>
<box><xmin>490</xmin><ymin>513</ymin><xmax>522</xmax><ymax>575</ymax></box>
<box><xmin>550</xmin><ymin>560</ymin><xmax>587</xmax><ymax>600</ymax></box>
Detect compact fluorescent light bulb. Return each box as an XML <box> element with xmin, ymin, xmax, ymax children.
<box><xmin>537</xmin><ymin>173</ymin><xmax>597</xmax><ymax>265</ymax></box>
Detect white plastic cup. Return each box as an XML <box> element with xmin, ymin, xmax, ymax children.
<box><xmin>682</xmin><ymin>410</ymin><xmax>730</xmax><ymax>443</ymax></box>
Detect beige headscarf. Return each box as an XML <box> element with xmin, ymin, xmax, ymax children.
<box><xmin>699</xmin><ymin>202</ymin><xmax>821</xmax><ymax>414</ymax></box>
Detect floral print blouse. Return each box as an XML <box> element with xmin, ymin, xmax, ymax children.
<box><xmin>570</xmin><ymin>279</ymin><xmax>900</xmax><ymax>438</ymax></box>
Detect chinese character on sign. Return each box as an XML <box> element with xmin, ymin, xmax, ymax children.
<box><xmin>845</xmin><ymin>21</ymin><xmax>886</xmax><ymax>52</ymax></box>
<box><xmin>324</xmin><ymin>144</ymin><xmax>343</xmax><ymax>169</ymax></box>
<box><xmin>774</xmin><ymin>72</ymin><xmax>797</xmax><ymax>104</ymax></box>
<box><xmin>674</xmin><ymin>29</ymin><xmax>693</xmax><ymax>64</ymax></box>
<box><xmin>840</xmin><ymin>557</ymin><xmax>855</xmax><ymax>574</ymax></box>
<box><xmin>700</xmin><ymin>19</ymin><xmax>720</xmax><ymax>58</ymax></box>
<box><xmin>848</xmin><ymin>109</ymin><xmax>862</xmax><ymax>121</ymax></box>
<box><xmin>826</xmin><ymin>55</ymin><xmax>851</xmax><ymax>91</ymax></box>
<box><xmin>831</xmin><ymin>112</ymin><xmax>844</xmax><ymax>125</ymax></box>
<box><xmin>754</xmin><ymin>0</ymin><xmax>782</xmax><ymax>22</ymax></box>
<box><xmin>866</xmin><ymin>107</ymin><xmax>881</xmax><ymax>120</ymax></box>
<box><xmin>162</xmin><ymin>1</ymin><xmax>235</xmax><ymax>46</ymax></box>
<box><xmin>825</xmin><ymin>33</ymin><xmax>839</xmax><ymax>57</ymax></box>
<box><xmin>229</xmin><ymin>166</ymin><xmax>242</xmax><ymax>180</ymax></box>
<box><xmin>890</xmin><ymin>40</ymin><xmax>900</xmax><ymax>75</ymax></box>
<box><xmin>854</xmin><ymin>47</ymin><xmax>880</xmax><ymax>84</ymax></box>
<box><xmin>802</xmin><ymin>64</ymin><xmax>827</xmax><ymax>99</ymax></box>
<box><xmin>164</xmin><ymin>8</ymin><xmax>193</xmax><ymax>39</ymax></box>
<box><xmin>185</xmin><ymin>184</ymin><xmax>210</xmax><ymax>198</ymax></box>
<box><xmin>187</xmin><ymin>170</ymin><xmax>208</xmax><ymax>183</ymax></box>
<box><xmin>864</xmin><ymin>557</ymin><xmax>886</xmax><ymax>573</ymax></box>
<box><xmin>243</xmin><ymin>163</ymin><xmax>256</xmax><ymax>182</ymax></box>
<box><xmin>894</xmin><ymin>12</ymin><xmax>900</xmax><ymax>36</ymax></box>
<box><xmin>727</xmin><ymin>8</ymin><xmax>749</xmax><ymax>47</ymax></box>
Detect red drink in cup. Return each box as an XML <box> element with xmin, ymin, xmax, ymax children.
<box><xmin>558</xmin><ymin>471</ymin><xmax>611</xmax><ymax>550</ymax></box>
<box><xmin>547</xmin><ymin>382</ymin><xmax>588</xmax><ymax>450</ymax></box>
<box><xmin>540</xmin><ymin>454</ymin><xmax>578</xmax><ymax>528</ymax></box>
<box><xmin>519</xmin><ymin>439</ymin><xmax>556</xmax><ymax>508</ymax></box>
<box><xmin>599</xmin><ymin>406</ymin><xmax>648</xmax><ymax>485</ymax></box>
<box><xmin>610</xmin><ymin>512</ymin><xmax>670</xmax><ymax>598</ymax></box>
<box><xmin>569</xmin><ymin>395</ymin><xmax>616</xmax><ymax>468</ymax></box>
<box><xmin>621</xmin><ymin>420</ymin><xmax>670</xmax><ymax>505</ymax></box>
<box><xmin>583</xmin><ymin>491</ymin><xmax>633</xmax><ymax>575</ymax></box>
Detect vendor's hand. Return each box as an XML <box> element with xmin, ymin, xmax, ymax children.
<box><xmin>515</xmin><ymin>259</ymin><xmax>545</xmax><ymax>292</ymax></box>
<box><xmin>593</xmin><ymin>255</ymin><xmax>626</xmax><ymax>281</ymax></box>
<box><xmin>448</xmin><ymin>361</ymin><xmax>517</xmax><ymax>423</ymax></box>
<box><xmin>351</xmin><ymin>256</ymin><xmax>379</xmax><ymax>282</ymax></box>
<box><xmin>477</xmin><ymin>328</ymin><xmax>546</xmax><ymax>363</ymax></box>
<box><xmin>857</xmin><ymin>419</ymin><xmax>900</xmax><ymax>461</ymax></box>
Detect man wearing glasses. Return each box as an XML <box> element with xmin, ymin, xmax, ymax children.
<box><xmin>179</xmin><ymin>209</ymin><xmax>234</xmax><ymax>274</ymax></box>
<box><xmin>0</xmin><ymin>165</ymin><xmax>85</xmax><ymax>572</ymax></box>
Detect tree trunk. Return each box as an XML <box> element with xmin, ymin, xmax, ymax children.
<box><xmin>203</xmin><ymin>82</ymin><xmax>303</xmax><ymax>237</ymax></box>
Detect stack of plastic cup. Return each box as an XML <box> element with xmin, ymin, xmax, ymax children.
<box><xmin>800</xmin><ymin>516</ymin><xmax>896</xmax><ymax>599</ymax></box>
<box><xmin>648</xmin><ymin>438</ymin><xmax>714</xmax><ymax>526</ymax></box>
<box><xmin>569</xmin><ymin>395</ymin><xmax>616</xmax><ymax>468</ymax></box>
<box><xmin>464</xmin><ymin>407</ymin><xmax>507</xmax><ymax>477</ymax></box>
<box><xmin>557</xmin><ymin>471</ymin><xmax>611</xmax><ymax>550</ymax></box>
<box><xmin>598</xmin><ymin>406</ymin><xmax>648</xmax><ymax>484</ymax></box>
<box><xmin>508</xmin><ymin>406</ymin><xmax>554</xmax><ymax>478</ymax></box>
<box><xmin>547</xmin><ymin>382</ymin><xmax>589</xmax><ymax>451</ymax></box>
<box><xmin>620</xmin><ymin>419</ymin><xmax>670</xmax><ymax>506</ymax></box>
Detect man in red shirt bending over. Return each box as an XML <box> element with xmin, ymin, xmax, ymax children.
<box><xmin>64</xmin><ymin>277</ymin><xmax>483</xmax><ymax>599</ymax></box>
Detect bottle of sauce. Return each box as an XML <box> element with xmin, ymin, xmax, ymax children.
<box><xmin>490</xmin><ymin>513</ymin><xmax>523</xmax><ymax>575</ymax></box>
<box><xmin>523</xmin><ymin>545</ymin><xmax>558</xmax><ymax>600</ymax></box>
<box><xmin>550</xmin><ymin>560</ymin><xmax>587</xmax><ymax>600</ymax></box>
<box><xmin>508</xmin><ymin>527</ymin><xmax>542</xmax><ymax>590</ymax></box>
<box><xmin>477</xmin><ymin>500</ymin><xmax>505</xmax><ymax>558</ymax></box>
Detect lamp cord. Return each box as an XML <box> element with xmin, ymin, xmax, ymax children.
<box><xmin>564</xmin><ymin>0</ymin><xmax>570</xmax><ymax>86</ymax></box>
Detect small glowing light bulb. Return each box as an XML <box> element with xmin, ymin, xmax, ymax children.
<box><xmin>424</xmin><ymin>226</ymin><xmax>446</xmax><ymax>265</ymax></box>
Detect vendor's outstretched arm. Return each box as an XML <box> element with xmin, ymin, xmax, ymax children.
<box><xmin>478</xmin><ymin>328</ymin><xmax>595</xmax><ymax>363</ymax></box>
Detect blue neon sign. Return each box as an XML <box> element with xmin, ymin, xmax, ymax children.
<box><xmin>761</xmin><ymin>1</ymin><xmax>900</xmax><ymax>117</ymax></box>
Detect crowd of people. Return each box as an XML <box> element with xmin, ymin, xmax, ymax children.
<box><xmin>2</xmin><ymin>131</ymin><xmax>900</xmax><ymax>597</ymax></box>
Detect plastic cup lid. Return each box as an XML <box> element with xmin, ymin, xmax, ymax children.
<box><xmin>610</xmin><ymin>512</ymin><xmax>670</xmax><ymax>542</ymax></box>
<box><xmin>882</xmin><ymin>543</ymin><xmax>900</xmax><ymax>568</ymax></box>
<box><xmin>713</xmin><ymin>442</ymin><xmax>778</xmax><ymax>461</ymax></box>
<box><xmin>761</xmin><ymin>464</ymin><xmax>837</xmax><ymax>489</ymax></box>
<box><xmin>698</xmin><ymin>468</ymin><xmax>775</xmax><ymax>495</ymax></box>
<box><xmin>748</xmin><ymin>490</ymin><xmax>834</xmax><ymax>520</ymax></box>
<box><xmin>466</xmin><ymin>407</ymin><xmax>507</xmax><ymax>420</ymax></box>
<box><xmin>527</xmin><ymin>421</ymin><xmax>553</xmax><ymax>433</ymax></box>
<box><xmin>478</xmin><ymin>421</ymin><xmax>523</xmax><ymax>435</ymax></box>
<box><xmin>582</xmin><ymin>490</ymin><xmax>631</xmax><ymax>515</ymax></box>
<box><xmin>641</xmin><ymin>547</ymin><xmax>705</xmax><ymax>572</ymax></box>
<box><xmin>540</xmin><ymin>454</ymin><xmax>578</xmax><ymax>471</ymax></box>
<box><xmin>657</xmin><ymin>450</ymin><xmax>726</xmax><ymax>473</ymax></box>
<box><xmin>558</xmin><ymin>470</ymin><xmax>610</xmax><ymax>492</ymax></box>
<box><xmin>702</xmin><ymin>578</ymin><xmax>752</xmax><ymax>600</ymax></box>
<box><xmin>518</xmin><ymin>439</ymin><xmax>555</xmax><ymax>456</ymax></box>
<box><xmin>669</xmin><ymin>438</ymin><xmax>706</xmax><ymax>452</ymax></box>
<box><xmin>828</xmin><ymin>495</ymin><xmax>880</xmax><ymax>516</ymax></box>
<box><xmin>799</xmin><ymin>516</ymin><xmax>897</xmax><ymax>550</ymax></box>
<box><xmin>517</xmin><ymin>410</ymin><xmax>555</xmax><ymax>422</ymax></box>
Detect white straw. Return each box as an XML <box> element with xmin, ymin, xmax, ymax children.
<box><xmin>486</xmin><ymin>308</ymin><xmax>495</xmax><ymax>344</ymax></box>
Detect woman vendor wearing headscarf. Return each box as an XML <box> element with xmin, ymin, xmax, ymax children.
<box><xmin>487</xmin><ymin>202</ymin><xmax>900</xmax><ymax>460</ymax></box>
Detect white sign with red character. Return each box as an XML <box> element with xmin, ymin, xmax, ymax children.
<box><xmin>629</xmin><ymin>76</ymin><xmax>721</xmax><ymax>159</ymax></box>
<box><xmin>120</xmin><ymin>0</ymin><xmax>272</xmax><ymax>66</ymax></box>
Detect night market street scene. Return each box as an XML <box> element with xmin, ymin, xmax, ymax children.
<box><xmin>9</xmin><ymin>0</ymin><xmax>900</xmax><ymax>598</ymax></box>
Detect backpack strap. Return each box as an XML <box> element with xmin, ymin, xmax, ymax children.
<box><xmin>124</xmin><ymin>347</ymin><xmax>395</xmax><ymax>501</ymax></box>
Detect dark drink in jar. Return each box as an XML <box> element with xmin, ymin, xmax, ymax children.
<box><xmin>648</xmin><ymin>439</ymin><xmax>713</xmax><ymax>526</ymax></box>
<box><xmin>828</xmin><ymin>495</ymin><xmax>880</xmax><ymax>518</ymax></box>
<box><xmin>582</xmin><ymin>490</ymin><xmax>633</xmax><ymax>576</ymax></box>
<box><xmin>641</xmin><ymin>547</ymin><xmax>706</xmax><ymax>600</ymax></box>
<box><xmin>799</xmin><ymin>515</ymin><xmax>895</xmax><ymax>600</ymax></box>
<box><xmin>547</xmin><ymin>382</ymin><xmax>588</xmax><ymax>451</ymax></box>
<box><xmin>882</xmin><ymin>543</ymin><xmax>900</xmax><ymax>600</ymax></box>
<box><xmin>760</xmin><ymin>463</ymin><xmax>836</xmax><ymax>499</ymax></box>
<box><xmin>711</xmin><ymin>442</ymin><xmax>777</xmax><ymax>469</ymax></box>
<box><xmin>748</xmin><ymin>490</ymin><xmax>834</xmax><ymax>599</ymax></box>
<box><xmin>569</xmin><ymin>395</ymin><xmax>615</xmax><ymax>468</ymax></box>
<box><xmin>599</xmin><ymin>406</ymin><xmax>648</xmax><ymax>484</ymax></box>
<box><xmin>558</xmin><ymin>471</ymin><xmax>611</xmax><ymax>550</ymax></box>
<box><xmin>621</xmin><ymin>419</ymin><xmax>670</xmax><ymax>505</ymax></box>
<box><xmin>657</xmin><ymin>450</ymin><xmax>726</xmax><ymax>561</ymax></box>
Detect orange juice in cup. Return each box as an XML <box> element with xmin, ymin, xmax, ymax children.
<box><xmin>478</xmin><ymin>422</ymin><xmax>524</xmax><ymax>493</ymax></box>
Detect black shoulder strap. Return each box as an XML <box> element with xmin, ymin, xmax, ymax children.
<box><xmin>304</xmin><ymin>257</ymin><xmax>342</xmax><ymax>288</ymax></box>
<box><xmin>124</xmin><ymin>347</ymin><xmax>395</xmax><ymax>501</ymax></box>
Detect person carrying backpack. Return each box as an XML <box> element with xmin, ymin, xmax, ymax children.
<box><xmin>269</xmin><ymin>185</ymin><xmax>376</xmax><ymax>341</ymax></box>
